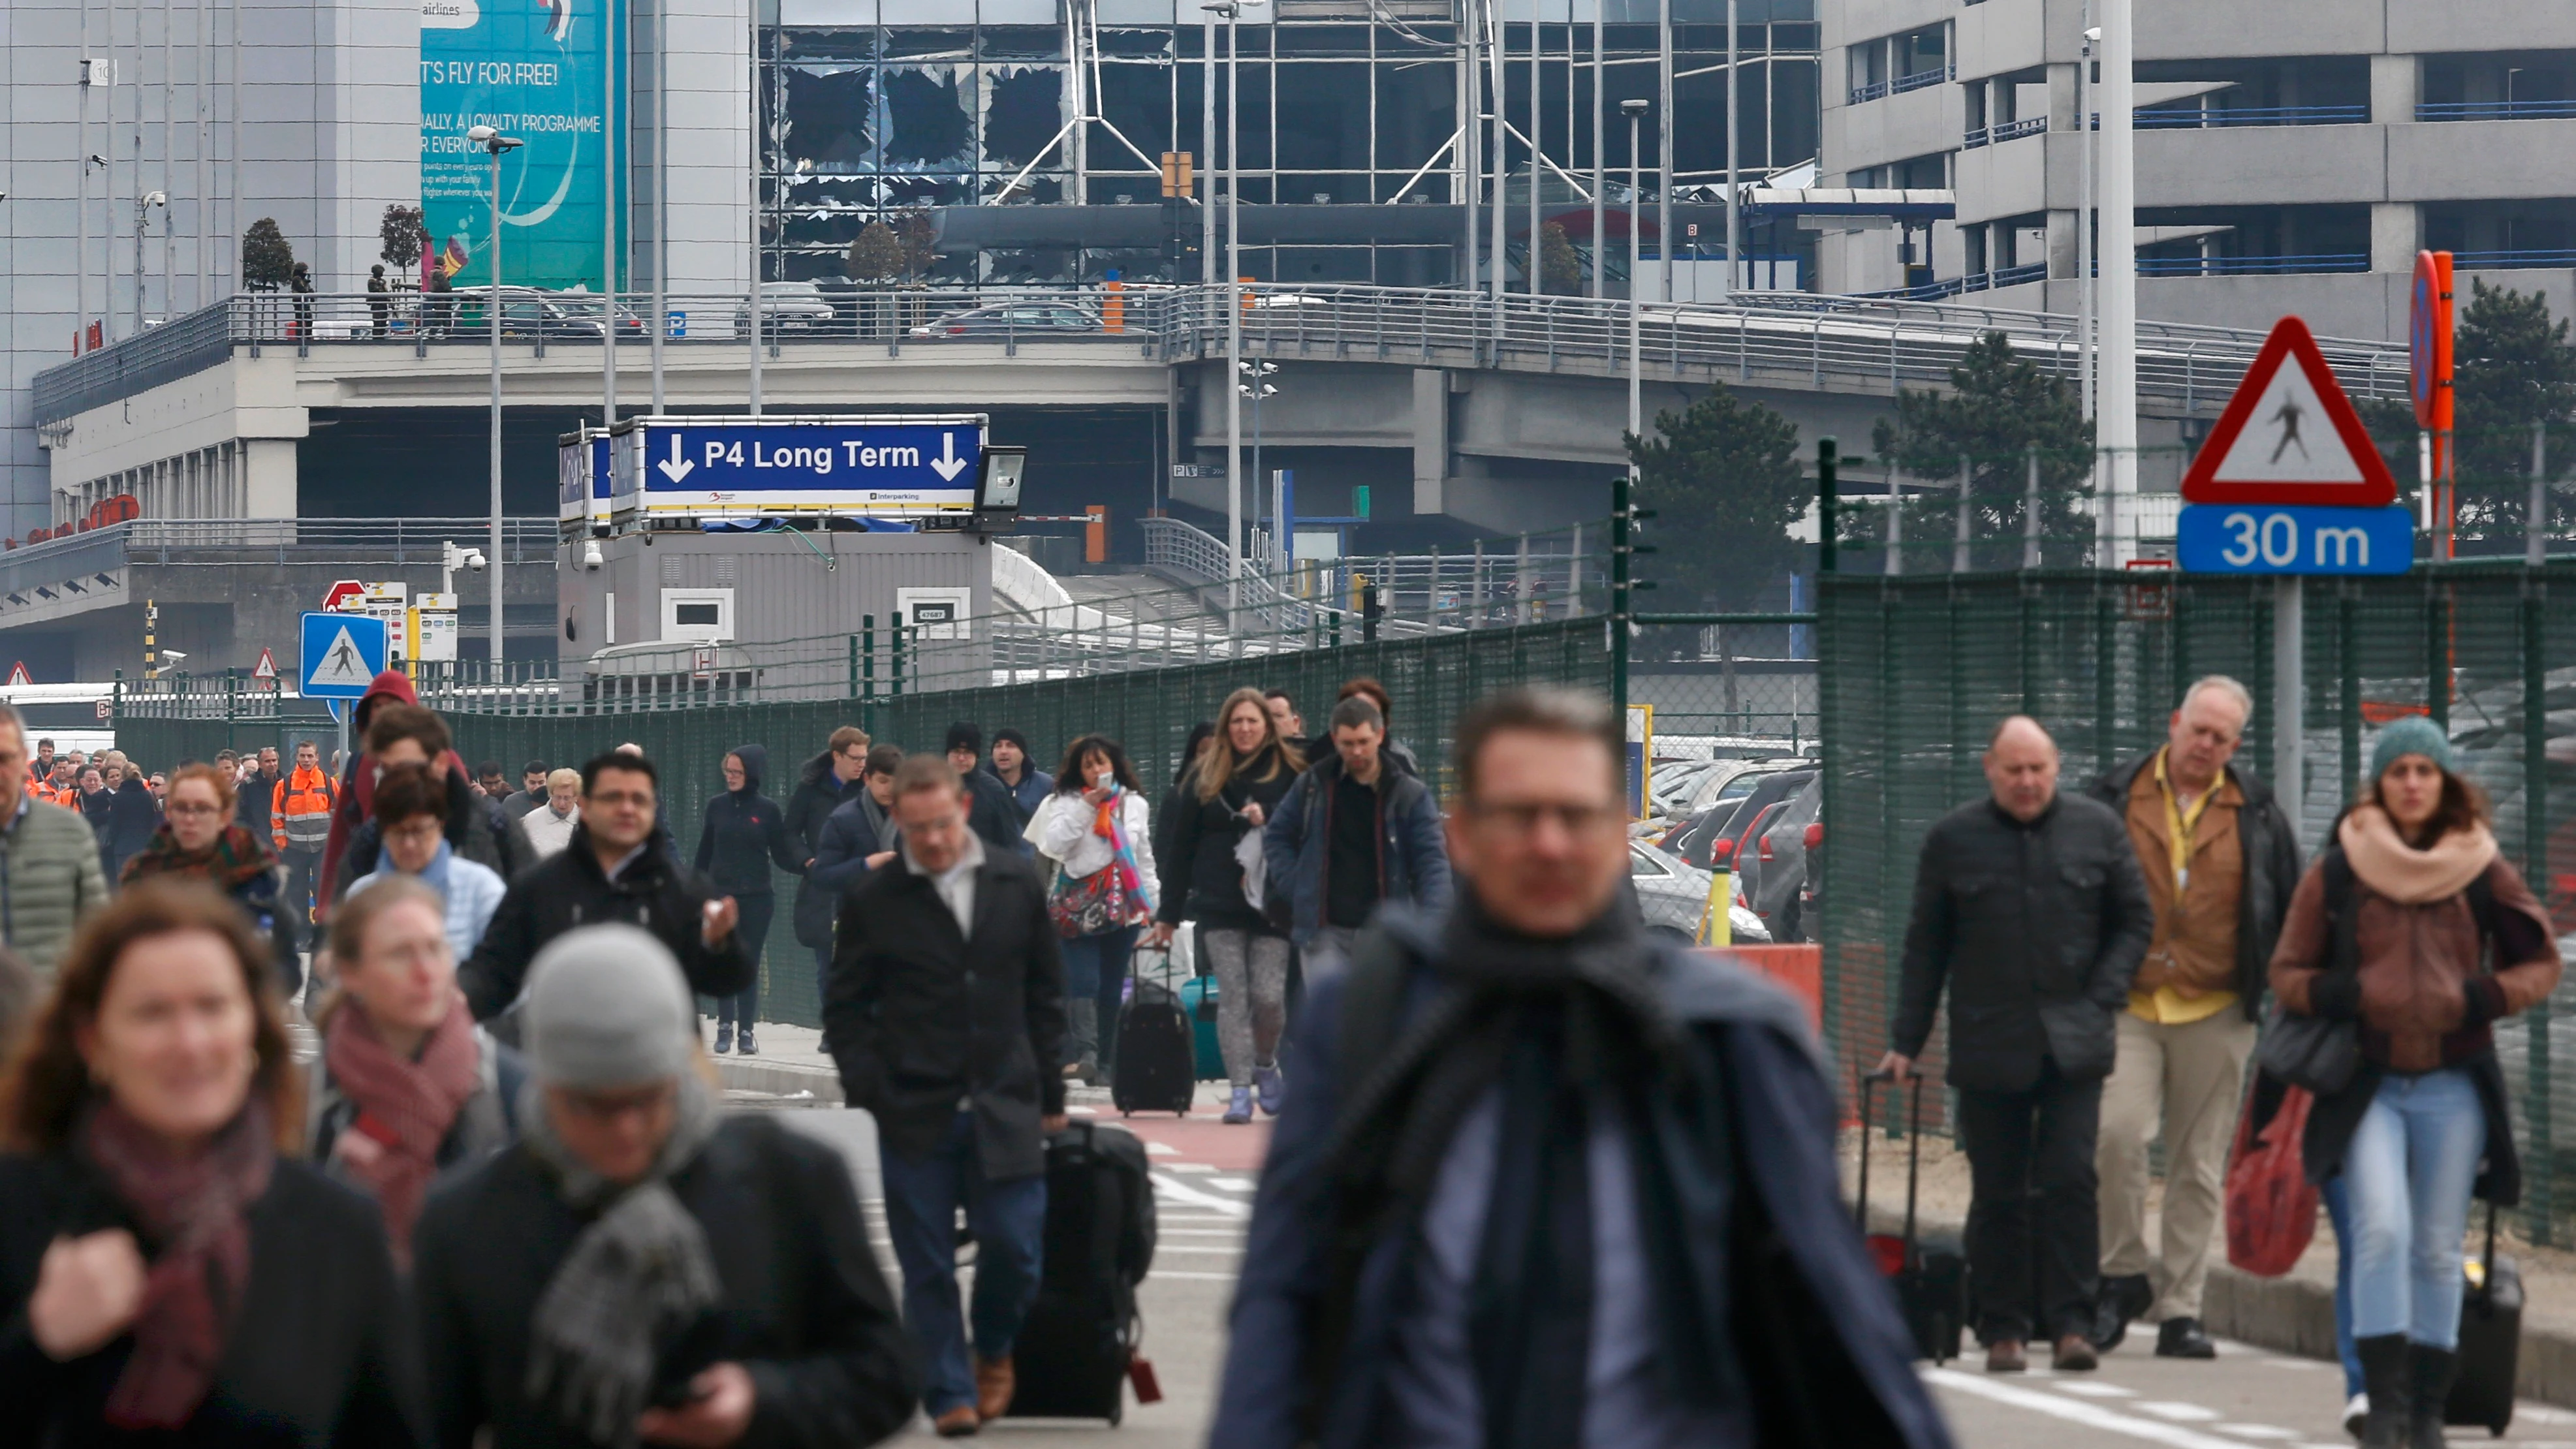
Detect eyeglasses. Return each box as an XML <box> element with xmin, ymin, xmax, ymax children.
<box><xmin>1462</xmin><ymin>801</ymin><xmax>1627</xmax><ymax>836</ymax></box>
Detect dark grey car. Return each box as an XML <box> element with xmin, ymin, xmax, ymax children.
<box><xmin>1747</xmin><ymin>775</ymin><xmax>1823</xmax><ymax>944</ymax></box>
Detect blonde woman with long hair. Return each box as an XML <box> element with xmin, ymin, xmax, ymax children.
<box><xmin>1148</xmin><ymin>688</ymin><xmax>1304</xmax><ymax>1122</ymax></box>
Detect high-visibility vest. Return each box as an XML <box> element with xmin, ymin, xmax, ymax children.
<box><xmin>275</xmin><ymin>768</ymin><xmax>337</xmax><ymax>851</ymax></box>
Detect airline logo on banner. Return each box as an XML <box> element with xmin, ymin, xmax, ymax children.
<box><xmin>2181</xmin><ymin>316</ymin><xmax>2396</xmax><ymax>509</ymax></box>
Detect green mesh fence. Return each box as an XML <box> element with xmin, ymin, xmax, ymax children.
<box><xmin>1819</xmin><ymin>563</ymin><xmax>2576</xmax><ymax>1245</ymax></box>
<box><xmin>116</xmin><ymin>618</ymin><xmax>1605</xmax><ymax>1029</ymax></box>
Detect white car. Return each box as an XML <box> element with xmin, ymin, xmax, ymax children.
<box><xmin>1629</xmin><ymin>839</ymin><xmax>1770</xmax><ymax>944</ymax></box>
<box><xmin>734</xmin><ymin>281</ymin><xmax>838</xmax><ymax>337</ymax></box>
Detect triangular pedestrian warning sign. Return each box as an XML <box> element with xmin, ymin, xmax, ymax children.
<box><xmin>252</xmin><ymin>647</ymin><xmax>278</xmax><ymax>680</ymax></box>
<box><xmin>309</xmin><ymin>627</ymin><xmax>373</xmax><ymax>688</ymax></box>
<box><xmin>2182</xmin><ymin>315</ymin><xmax>2396</xmax><ymax>508</ymax></box>
<box><xmin>3</xmin><ymin>663</ymin><xmax>29</xmax><ymax>687</ymax></box>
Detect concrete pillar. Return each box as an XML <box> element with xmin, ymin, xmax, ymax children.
<box><xmin>2372</xmin><ymin>202</ymin><xmax>2421</xmax><ymax>273</ymax></box>
<box><xmin>1412</xmin><ymin>367</ymin><xmax>1447</xmax><ymax>514</ymax></box>
<box><xmin>2370</xmin><ymin>53</ymin><xmax>2419</xmax><ymax>125</ymax></box>
<box><xmin>243</xmin><ymin>440</ymin><xmax>298</xmax><ymax>516</ymax></box>
<box><xmin>2048</xmin><ymin>208</ymin><xmax>2080</xmax><ymax>279</ymax></box>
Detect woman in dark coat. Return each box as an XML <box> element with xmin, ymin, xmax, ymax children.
<box><xmin>0</xmin><ymin>879</ymin><xmax>425</xmax><ymax>1445</ymax></box>
<box><xmin>1148</xmin><ymin>688</ymin><xmax>1303</xmax><ymax>1123</ymax></box>
<box><xmin>2269</xmin><ymin>718</ymin><xmax>2560</xmax><ymax>1448</ymax></box>
<box><xmin>122</xmin><ymin>764</ymin><xmax>302</xmax><ymax>999</ymax></box>
<box><xmin>693</xmin><ymin>744</ymin><xmax>806</xmax><ymax>1056</ymax></box>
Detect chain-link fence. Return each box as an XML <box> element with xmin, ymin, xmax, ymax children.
<box><xmin>1818</xmin><ymin>562</ymin><xmax>2576</xmax><ymax>1243</ymax></box>
<box><xmin>116</xmin><ymin>616</ymin><xmax>1605</xmax><ymax>1028</ymax></box>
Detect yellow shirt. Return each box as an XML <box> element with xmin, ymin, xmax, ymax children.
<box><xmin>2131</xmin><ymin>748</ymin><xmax>2240</xmax><ymax>1025</ymax></box>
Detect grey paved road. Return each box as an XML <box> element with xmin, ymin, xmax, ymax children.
<box><xmin>774</xmin><ymin>1103</ymin><xmax>2576</xmax><ymax>1448</ymax></box>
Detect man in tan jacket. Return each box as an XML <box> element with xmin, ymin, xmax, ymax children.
<box><xmin>2083</xmin><ymin>676</ymin><xmax>2302</xmax><ymax>1358</ymax></box>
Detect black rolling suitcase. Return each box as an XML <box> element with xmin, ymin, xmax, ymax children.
<box><xmin>2446</xmin><ymin>1200</ymin><xmax>2521</xmax><ymax>1437</ymax></box>
<box><xmin>1112</xmin><ymin>945</ymin><xmax>1197</xmax><ymax>1116</ymax></box>
<box><xmin>1855</xmin><ymin>1070</ymin><xmax>1967</xmax><ymax>1364</ymax></box>
<box><xmin>1007</xmin><ymin>1121</ymin><xmax>1162</xmax><ymax>1424</ymax></box>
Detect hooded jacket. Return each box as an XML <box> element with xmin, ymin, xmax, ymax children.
<box><xmin>332</xmin><ymin>762</ymin><xmax>535</xmax><ymax>905</ymax></box>
<box><xmin>320</xmin><ymin>669</ymin><xmax>420</xmax><ymax>903</ymax></box>
<box><xmin>458</xmin><ymin>822</ymin><xmax>755</xmax><ymax>1021</ymax></box>
<box><xmin>1263</xmin><ymin>750</ymin><xmax>1451</xmax><ymax>946</ymax></box>
<box><xmin>695</xmin><ymin>743</ymin><xmax>806</xmax><ymax>896</ymax></box>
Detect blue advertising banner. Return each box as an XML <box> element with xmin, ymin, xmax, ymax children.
<box><xmin>420</xmin><ymin>0</ymin><xmax>618</xmax><ymax>290</ymax></box>
<box><xmin>614</xmin><ymin>417</ymin><xmax>989</xmax><ymax>517</ymax></box>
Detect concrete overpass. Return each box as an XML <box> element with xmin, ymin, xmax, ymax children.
<box><xmin>34</xmin><ymin>284</ymin><xmax>2410</xmax><ymax>540</ymax></box>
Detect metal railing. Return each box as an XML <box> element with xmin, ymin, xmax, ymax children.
<box><xmin>2448</xmin><ymin>248</ymin><xmax>2576</xmax><ymax>270</ymax></box>
<box><xmin>2135</xmin><ymin>103</ymin><xmax>2371</xmax><ymax>128</ymax></box>
<box><xmin>1143</xmin><ymin>514</ymin><xmax>1601</xmax><ymax>638</ymax></box>
<box><xmin>2135</xmin><ymin>252</ymin><xmax>2370</xmax><ymax>277</ymax></box>
<box><xmin>2416</xmin><ymin>99</ymin><xmax>2576</xmax><ymax>121</ymax></box>
<box><xmin>4</xmin><ymin>516</ymin><xmax>556</xmax><ymax>572</ymax></box>
<box><xmin>1962</xmin><ymin>116</ymin><xmax>2047</xmax><ymax>149</ymax></box>
<box><xmin>35</xmin><ymin>281</ymin><xmax>2413</xmax><ymax>427</ymax></box>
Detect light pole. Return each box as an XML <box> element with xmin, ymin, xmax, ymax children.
<box><xmin>469</xmin><ymin>123</ymin><xmax>523</xmax><ymax>669</ymax></box>
<box><xmin>1203</xmin><ymin>0</ymin><xmax>1261</xmax><ymax>623</ymax></box>
<box><xmin>2098</xmin><ymin>0</ymin><xmax>2138</xmax><ymax>566</ymax></box>
<box><xmin>134</xmin><ymin>191</ymin><xmax>166</xmax><ymax>332</ymax></box>
<box><xmin>1624</xmin><ymin>99</ymin><xmax>1646</xmax><ymax>452</ymax></box>
<box><xmin>1241</xmin><ymin>358</ymin><xmax>1278</xmax><ymax>569</ymax></box>
<box><xmin>1590</xmin><ymin>3</ymin><xmax>1603</xmax><ymax>299</ymax></box>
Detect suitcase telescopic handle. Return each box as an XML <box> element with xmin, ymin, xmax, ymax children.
<box><xmin>1857</xmin><ymin>1068</ymin><xmax>1923</xmax><ymax>1249</ymax></box>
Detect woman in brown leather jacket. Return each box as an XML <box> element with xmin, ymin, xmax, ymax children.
<box><xmin>2269</xmin><ymin>717</ymin><xmax>2558</xmax><ymax>1448</ymax></box>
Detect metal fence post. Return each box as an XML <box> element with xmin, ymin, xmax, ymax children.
<box><xmin>890</xmin><ymin>612</ymin><xmax>906</xmax><ymax>697</ymax></box>
<box><xmin>847</xmin><ymin>634</ymin><xmax>859</xmax><ymax>699</ymax></box>
<box><xmin>1952</xmin><ymin>453</ymin><xmax>1971</xmax><ymax>573</ymax></box>
<box><xmin>2525</xmin><ymin>576</ymin><xmax>2555</xmax><ymax>1243</ymax></box>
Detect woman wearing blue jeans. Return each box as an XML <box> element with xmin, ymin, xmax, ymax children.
<box><xmin>1033</xmin><ymin>735</ymin><xmax>1159</xmax><ymax>1083</ymax></box>
<box><xmin>2269</xmin><ymin>717</ymin><xmax>2559</xmax><ymax>1449</ymax></box>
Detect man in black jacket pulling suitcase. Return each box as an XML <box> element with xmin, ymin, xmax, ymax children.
<box><xmin>826</xmin><ymin>754</ymin><xmax>1069</xmax><ymax>1439</ymax></box>
<box><xmin>1881</xmin><ymin>715</ymin><xmax>2153</xmax><ymax>1375</ymax></box>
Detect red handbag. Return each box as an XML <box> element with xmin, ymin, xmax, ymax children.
<box><xmin>2225</xmin><ymin>1082</ymin><xmax>2321</xmax><ymax>1277</ymax></box>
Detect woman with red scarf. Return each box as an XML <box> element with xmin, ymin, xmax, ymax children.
<box><xmin>307</xmin><ymin>876</ymin><xmax>523</xmax><ymax>1266</ymax></box>
<box><xmin>1031</xmin><ymin>734</ymin><xmax>1160</xmax><ymax>1086</ymax></box>
<box><xmin>122</xmin><ymin>764</ymin><xmax>302</xmax><ymax>999</ymax></box>
<box><xmin>0</xmin><ymin>879</ymin><xmax>424</xmax><ymax>1442</ymax></box>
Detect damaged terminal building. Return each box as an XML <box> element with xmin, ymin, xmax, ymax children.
<box><xmin>764</xmin><ymin>0</ymin><xmax>1820</xmax><ymax>288</ymax></box>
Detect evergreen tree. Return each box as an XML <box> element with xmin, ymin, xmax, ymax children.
<box><xmin>847</xmin><ymin>220</ymin><xmax>904</xmax><ymax>283</ymax></box>
<box><xmin>1539</xmin><ymin>221</ymin><xmax>1583</xmax><ymax>295</ymax></box>
<box><xmin>241</xmin><ymin>219</ymin><xmax>294</xmax><ymax>292</ymax></box>
<box><xmin>1624</xmin><ymin>382</ymin><xmax>1808</xmax><ymax>611</ymax></box>
<box><xmin>1870</xmin><ymin>331</ymin><xmax>2095</xmax><ymax>568</ymax></box>
<box><xmin>378</xmin><ymin>205</ymin><xmax>426</xmax><ymax>274</ymax></box>
<box><xmin>2353</xmin><ymin>281</ymin><xmax>2576</xmax><ymax>539</ymax></box>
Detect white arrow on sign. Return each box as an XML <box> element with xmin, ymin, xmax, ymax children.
<box><xmin>930</xmin><ymin>431</ymin><xmax>969</xmax><ymax>482</ymax></box>
<box><xmin>657</xmin><ymin>434</ymin><xmax>695</xmax><ymax>482</ymax></box>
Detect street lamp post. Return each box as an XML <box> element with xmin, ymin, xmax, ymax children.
<box><xmin>1624</xmin><ymin>99</ymin><xmax>1646</xmax><ymax>452</ymax></box>
<box><xmin>1203</xmin><ymin>0</ymin><xmax>1261</xmax><ymax>625</ymax></box>
<box><xmin>469</xmin><ymin>123</ymin><xmax>524</xmax><ymax>670</ymax></box>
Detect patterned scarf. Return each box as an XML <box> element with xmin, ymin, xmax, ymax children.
<box><xmin>322</xmin><ymin>995</ymin><xmax>482</xmax><ymax>1267</ymax></box>
<box><xmin>123</xmin><ymin>822</ymin><xmax>275</xmax><ymax>892</ymax></box>
<box><xmin>518</xmin><ymin>1075</ymin><xmax>725</xmax><ymax>1447</ymax></box>
<box><xmin>78</xmin><ymin>1097</ymin><xmax>276</xmax><ymax>1429</ymax></box>
<box><xmin>1092</xmin><ymin>787</ymin><xmax>1153</xmax><ymax>914</ymax></box>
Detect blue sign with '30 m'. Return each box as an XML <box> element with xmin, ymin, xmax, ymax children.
<box><xmin>2177</xmin><ymin>503</ymin><xmax>2414</xmax><ymax>576</ymax></box>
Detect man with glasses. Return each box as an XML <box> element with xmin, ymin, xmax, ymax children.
<box><xmin>1215</xmin><ymin>688</ymin><xmax>1951</xmax><ymax>1448</ymax></box>
<box><xmin>460</xmin><ymin>749</ymin><xmax>752</xmax><ymax>1022</ymax></box>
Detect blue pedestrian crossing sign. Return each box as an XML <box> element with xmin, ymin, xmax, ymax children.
<box><xmin>301</xmin><ymin>612</ymin><xmax>388</xmax><ymax>698</ymax></box>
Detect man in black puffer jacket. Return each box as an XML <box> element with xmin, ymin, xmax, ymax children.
<box><xmin>695</xmin><ymin>743</ymin><xmax>806</xmax><ymax>1055</ymax></box>
<box><xmin>461</xmin><ymin>751</ymin><xmax>754</xmax><ymax>1022</ymax></box>
<box><xmin>1880</xmin><ymin>715</ymin><xmax>2152</xmax><ymax>1375</ymax></box>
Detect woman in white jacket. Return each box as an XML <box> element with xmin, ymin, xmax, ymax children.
<box><xmin>1031</xmin><ymin>734</ymin><xmax>1161</xmax><ymax>1083</ymax></box>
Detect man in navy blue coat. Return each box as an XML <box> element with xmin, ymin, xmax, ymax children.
<box><xmin>1212</xmin><ymin>687</ymin><xmax>1954</xmax><ymax>1449</ymax></box>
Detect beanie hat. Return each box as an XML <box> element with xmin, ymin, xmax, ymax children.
<box><xmin>945</xmin><ymin>721</ymin><xmax>982</xmax><ymax>756</ymax></box>
<box><xmin>992</xmin><ymin>726</ymin><xmax>1029</xmax><ymax>753</ymax></box>
<box><xmin>522</xmin><ymin>924</ymin><xmax>695</xmax><ymax>1088</ymax></box>
<box><xmin>2368</xmin><ymin>715</ymin><xmax>2456</xmax><ymax>783</ymax></box>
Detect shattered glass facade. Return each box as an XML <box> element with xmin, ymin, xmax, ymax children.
<box><xmin>763</xmin><ymin>0</ymin><xmax>1819</xmax><ymax>285</ymax></box>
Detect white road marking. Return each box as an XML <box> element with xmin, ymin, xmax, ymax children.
<box><xmin>1152</xmin><ymin>1245</ymin><xmax>1244</xmax><ymax>1255</ymax></box>
<box><xmin>2136</xmin><ymin>1403</ymin><xmax>2222</xmax><ymax>1422</ymax></box>
<box><xmin>2053</xmin><ymin>1382</ymin><xmax>2139</xmax><ymax>1397</ymax></box>
<box><xmin>1161</xmin><ymin>1228</ymin><xmax>1248</xmax><ymax>1237</ymax></box>
<box><xmin>1207</xmin><ymin>1176</ymin><xmax>1257</xmax><ymax>1191</ymax></box>
<box><xmin>1165</xmin><ymin>1162</ymin><xmax>1218</xmax><ymax>1174</ymax></box>
<box><xmin>1142</xmin><ymin>1140</ymin><xmax>1178</xmax><ymax>1155</ymax></box>
<box><xmin>1150</xmin><ymin>1270</ymin><xmax>1240</xmax><ymax>1281</ymax></box>
<box><xmin>2211</xmin><ymin>1427</ymin><xmax>2298</xmax><ymax>1441</ymax></box>
<box><xmin>1152</xmin><ymin>1172</ymin><xmax>1253</xmax><ymax>1219</ymax></box>
<box><xmin>1067</xmin><ymin>1105</ymin><xmax>1097</xmax><ymax>1116</ymax></box>
<box><xmin>1924</xmin><ymin>1369</ymin><xmax>2271</xmax><ymax>1449</ymax></box>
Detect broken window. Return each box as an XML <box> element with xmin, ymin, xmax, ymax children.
<box><xmin>983</xmin><ymin>65</ymin><xmax>1069</xmax><ymax>168</ymax></box>
<box><xmin>883</xmin><ymin>65</ymin><xmax>975</xmax><ymax>169</ymax></box>
<box><xmin>783</xmin><ymin>66</ymin><xmax>875</xmax><ymax>172</ymax></box>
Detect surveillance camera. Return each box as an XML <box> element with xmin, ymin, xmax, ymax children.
<box><xmin>467</xmin><ymin>125</ymin><xmax>497</xmax><ymax>144</ymax></box>
<box><xmin>465</xmin><ymin>548</ymin><xmax>487</xmax><ymax>571</ymax></box>
<box><xmin>159</xmin><ymin>649</ymin><xmax>187</xmax><ymax>664</ymax></box>
<box><xmin>144</xmin><ymin>191</ymin><xmax>166</xmax><ymax>207</ymax></box>
<box><xmin>582</xmin><ymin>541</ymin><xmax>605</xmax><ymax>571</ymax></box>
